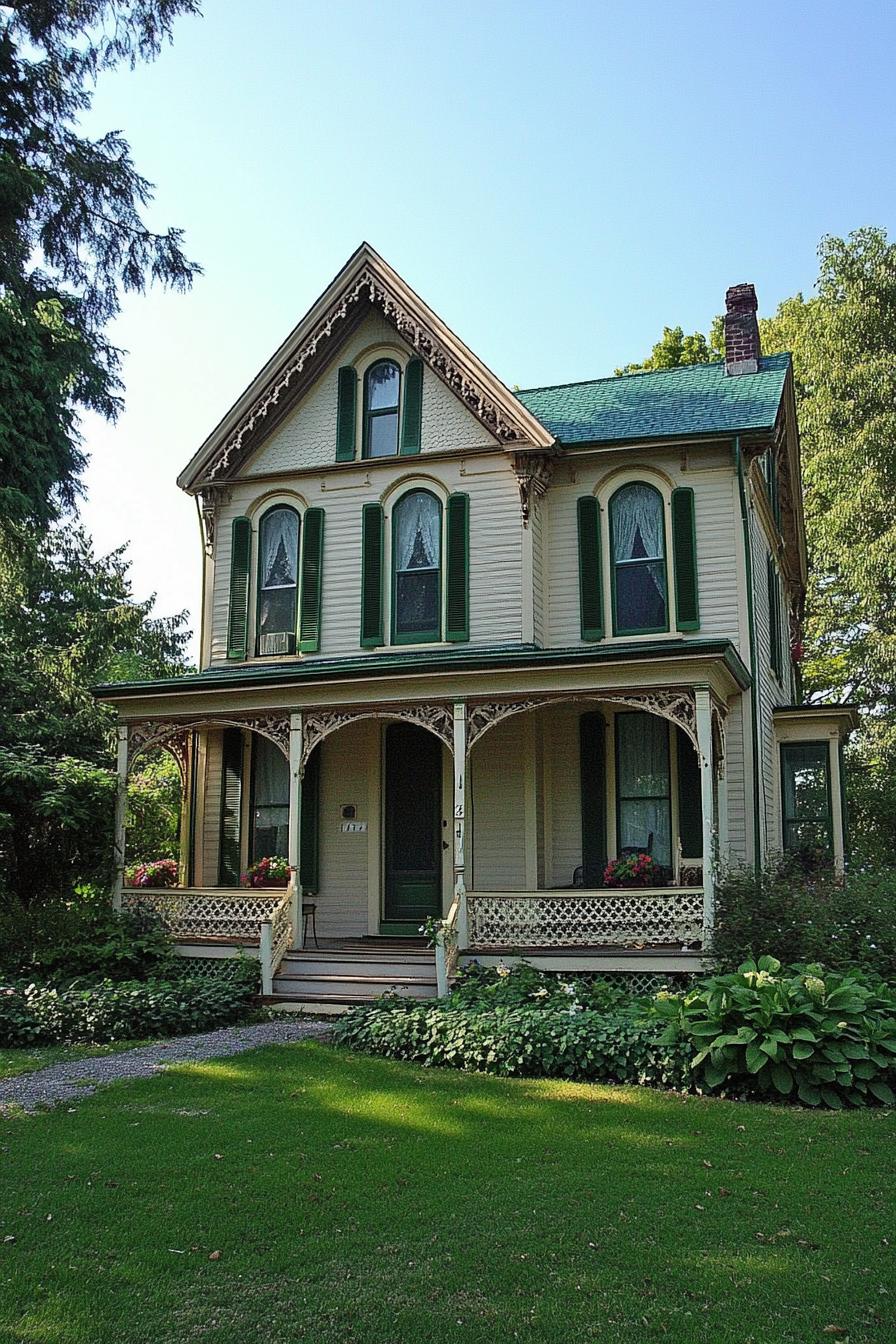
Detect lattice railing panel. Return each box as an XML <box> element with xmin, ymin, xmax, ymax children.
<box><xmin>467</xmin><ymin>890</ymin><xmax>704</xmax><ymax>949</ymax></box>
<box><xmin>271</xmin><ymin>891</ymin><xmax>292</xmax><ymax>967</ymax></box>
<box><xmin>122</xmin><ymin>888</ymin><xmax>289</xmax><ymax>941</ymax></box>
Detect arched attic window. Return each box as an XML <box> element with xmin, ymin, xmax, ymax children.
<box><xmin>609</xmin><ymin>483</ymin><xmax>668</xmax><ymax>635</ymax></box>
<box><xmin>363</xmin><ymin>360</ymin><xmax>401</xmax><ymax>458</ymax></box>
<box><xmin>257</xmin><ymin>505</ymin><xmax>300</xmax><ymax>655</ymax></box>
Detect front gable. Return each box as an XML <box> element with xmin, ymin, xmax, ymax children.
<box><xmin>178</xmin><ymin>243</ymin><xmax>554</xmax><ymax>492</ymax></box>
<box><xmin>239</xmin><ymin>311</ymin><xmax>499</xmax><ymax>478</ymax></box>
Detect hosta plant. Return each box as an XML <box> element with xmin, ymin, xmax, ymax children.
<box><xmin>653</xmin><ymin>956</ymin><xmax>896</xmax><ymax>1108</ymax></box>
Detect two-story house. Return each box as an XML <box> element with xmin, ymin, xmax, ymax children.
<box><xmin>96</xmin><ymin>244</ymin><xmax>856</xmax><ymax>1004</ymax></box>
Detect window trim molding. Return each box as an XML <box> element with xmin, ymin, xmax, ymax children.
<box><xmin>254</xmin><ymin>501</ymin><xmax>302</xmax><ymax>656</ymax></box>
<box><xmin>389</xmin><ymin>486</ymin><xmax>444</xmax><ymax>647</ymax></box>
<box><xmin>607</xmin><ymin>480</ymin><xmax>671</xmax><ymax>638</ymax></box>
<box><xmin>362</xmin><ymin>357</ymin><xmax>402</xmax><ymax>460</ymax></box>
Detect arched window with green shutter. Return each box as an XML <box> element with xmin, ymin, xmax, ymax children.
<box><xmin>671</xmin><ymin>487</ymin><xmax>700</xmax><ymax>631</ymax></box>
<box><xmin>445</xmin><ymin>492</ymin><xmax>469</xmax><ymax>642</ymax></box>
<box><xmin>298</xmin><ymin>507</ymin><xmax>325</xmax><ymax>653</ymax></box>
<box><xmin>392</xmin><ymin>489</ymin><xmax>441</xmax><ymax>644</ymax></box>
<box><xmin>576</xmin><ymin>495</ymin><xmax>604</xmax><ymax>641</ymax></box>
<box><xmin>256</xmin><ymin>505</ymin><xmax>300</xmax><ymax>657</ymax></box>
<box><xmin>360</xmin><ymin>502</ymin><xmax>385</xmax><ymax>647</ymax></box>
<box><xmin>609</xmin><ymin>483</ymin><xmax>668</xmax><ymax>636</ymax></box>
<box><xmin>227</xmin><ymin>517</ymin><xmax>252</xmax><ymax>660</ymax></box>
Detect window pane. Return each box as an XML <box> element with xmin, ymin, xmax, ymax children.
<box><xmin>367</xmin><ymin>361</ymin><xmax>400</xmax><ymax>410</ymax></box>
<box><xmin>615</xmin><ymin>560</ymin><xmax>667</xmax><ymax>631</ymax></box>
<box><xmin>259</xmin><ymin>586</ymin><xmax>295</xmax><ymax>637</ymax></box>
<box><xmin>252</xmin><ymin>738</ymin><xmax>290</xmax><ymax>861</ymax></box>
<box><xmin>616</xmin><ymin>713</ymin><xmax>671</xmax><ymax>865</ymax></box>
<box><xmin>367</xmin><ymin>410</ymin><xmax>399</xmax><ymax>457</ymax></box>
<box><xmin>396</xmin><ymin>570</ymin><xmax>439</xmax><ymax>635</ymax></box>
<box><xmin>781</xmin><ymin>743</ymin><xmax>831</xmax><ymax>859</ymax></box>
<box><xmin>612</xmin><ymin>484</ymin><xmax>664</xmax><ymax>561</ymax></box>
<box><xmin>260</xmin><ymin>509</ymin><xmax>298</xmax><ymax>589</ymax></box>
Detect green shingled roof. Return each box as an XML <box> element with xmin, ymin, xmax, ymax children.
<box><xmin>515</xmin><ymin>352</ymin><xmax>790</xmax><ymax>446</ymax></box>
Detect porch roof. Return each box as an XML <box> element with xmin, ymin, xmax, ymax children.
<box><xmin>93</xmin><ymin>638</ymin><xmax>751</xmax><ymax>704</ymax></box>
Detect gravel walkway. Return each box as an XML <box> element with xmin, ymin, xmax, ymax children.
<box><xmin>0</xmin><ymin>1019</ymin><xmax>332</xmax><ymax>1114</ymax></box>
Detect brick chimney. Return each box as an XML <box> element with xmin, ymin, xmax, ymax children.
<box><xmin>724</xmin><ymin>283</ymin><xmax>760</xmax><ymax>375</ymax></box>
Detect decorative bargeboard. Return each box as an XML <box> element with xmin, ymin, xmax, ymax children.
<box><xmin>467</xmin><ymin>889</ymin><xmax>704</xmax><ymax>949</ymax></box>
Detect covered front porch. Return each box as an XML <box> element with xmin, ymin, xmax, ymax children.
<box><xmin>110</xmin><ymin>665</ymin><xmax>737</xmax><ymax>996</ymax></box>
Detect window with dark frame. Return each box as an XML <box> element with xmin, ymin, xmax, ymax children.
<box><xmin>251</xmin><ymin>736</ymin><xmax>290</xmax><ymax>862</ymax></box>
<box><xmin>257</xmin><ymin>506</ymin><xmax>300</xmax><ymax>653</ymax></box>
<box><xmin>392</xmin><ymin>489</ymin><xmax>441</xmax><ymax>643</ymax></box>
<box><xmin>614</xmin><ymin>711</ymin><xmax>672</xmax><ymax>867</ymax></box>
<box><xmin>780</xmin><ymin>741</ymin><xmax>833</xmax><ymax>860</ymax></box>
<box><xmin>610</xmin><ymin>483</ymin><xmax>669</xmax><ymax>635</ymax></box>
<box><xmin>363</xmin><ymin>359</ymin><xmax>401</xmax><ymax>458</ymax></box>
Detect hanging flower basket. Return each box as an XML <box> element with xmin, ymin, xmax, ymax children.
<box><xmin>602</xmin><ymin>853</ymin><xmax>661</xmax><ymax>888</ymax></box>
<box><xmin>126</xmin><ymin>859</ymin><xmax>179</xmax><ymax>889</ymax></box>
<box><xmin>242</xmin><ymin>856</ymin><xmax>290</xmax><ymax>888</ymax></box>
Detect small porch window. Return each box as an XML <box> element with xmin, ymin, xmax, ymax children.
<box><xmin>363</xmin><ymin>360</ymin><xmax>401</xmax><ymax>458</ymax></box>
<box><xmin>251</xmin><ymin>736</ymin><xmax>290</xmax><ymax>861</ymax></box>
<box><xmin>257</xmin><ymin>506</ymin><xmax>300</xmax><ymax>654</ymax></box>
<box><xmin>615</xmin><ymin>711</ymin><xmax>672</xmax><ymax>867</ymax></box>
<box><xmin>392</xmin><ymin>489</ymin><xmax>441</xmax><ymax>643</ymax></box>
<box><xmin>781</xmin><ymin>741</ymin><xmax>832</xmax><ymax>862</ymax></box>
<box><xmin>610</xmin><ymin>483</ymin><xmax>668</xmax><ymax>635</ymax></box>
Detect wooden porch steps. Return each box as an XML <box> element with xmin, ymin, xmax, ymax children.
<box><xmin>271</xmin><ymin>947</ymin><xmax>438</xmax><ymax>1003</ymax></box>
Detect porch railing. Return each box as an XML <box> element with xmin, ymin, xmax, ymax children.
<box><xmin>121</xmin><ymin>886</ymin><xmax>291</xmax><ymax>941</ymax></box>
<box><xmin>466</xmin><ymin>888</ymin><xmax>704</xmax><ymax>950</ymax></box>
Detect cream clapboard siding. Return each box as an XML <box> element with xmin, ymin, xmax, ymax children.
<box><xmin>540</xmin><ymin>703</ymin><xmax>583</xmax><ymax>888</ymax></box>
<box><xmin>470</xmin><ymin>716</ymin><xmax>527</xmax><ymax>889</ymax></box>
<box><xmin>750</xmin><ymin>497</ymin><xmax>791</xmax><ymax>860</ymax></box>
<box><xmin>723</xmin><ymin>704</ymin><xmax>748</xmax><ymax>864</ymax></box>
<box><xmin>209</xmin><ymin>452</ymin><xmax>523</xmax><ymax>664</ymax></box>
<box><xmin>315</xmin><ymin>720</ymin><xmax>373</xmax><ymax>938</ymax></box>
<box><xmin>531</xmin><ymin>501</ymin><xmax>545</xmax><ymax>646</ymax></box>
<box><xmin>543</xmin><ymin>450</ymin><xmax>741</xmax><ymax>648</ymax></box>
<box><xmin>241</xmin><ymin>312</ymin><xmax>498</xmax><ymax>477</ymax></box>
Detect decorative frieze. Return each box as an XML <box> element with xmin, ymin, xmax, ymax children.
<box><xmin>301</xmin><ymin>704</ymin><xmax>453</xmax><ymax>769</ymax></box>
<box><xmin>466</xmin><ymin>690</ymin><xmax>709</xmax><ymax>756</ymax></box>
<box><xmin>127</xmin><ymin>715</ymin><xmax>291</xmax><ymax>773</ymax></box>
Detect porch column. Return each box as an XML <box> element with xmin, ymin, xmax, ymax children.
<box><xmin>695</xmin><ymin>688</ymin><xmax>715</xmax><ymax>945</ymax></box>
<box><xmin>453</xmin><ymin>701</ymin><xmax>469</xmax><ymax>947</ymax></box>
<box><xmin>112</xmin><ymin>724</ymin><xmax>129</xmax><ymax>911</ymax></box>
<box><xmin>288</xmin><ymin>713</ymin><xmax>303</xmax><ymax>949</ymax></box>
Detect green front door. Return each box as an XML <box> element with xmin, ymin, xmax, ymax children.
<box><xmin>383</xmin><ymin>722</ymin><xmax>442</xmax><ymax>929</ymax></box>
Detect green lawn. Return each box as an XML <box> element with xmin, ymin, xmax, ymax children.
<box><xmin>0</xmin><ymin>1043</ymin><xmax>893</xmax><ymax>1344</ymax></box>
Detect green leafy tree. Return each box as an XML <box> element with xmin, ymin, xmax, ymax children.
<box><xmin>0</xmin><ymin>0</ymin><xmax>201</xmax><ymax>525</ymax></box>
<box><xmin>616</xmin><ymin>319</ymin><xmax>724</xmax><ymax>375</ymax></box>
<box><xmin>0</xmin><ymin>525</ymin><xmax>188</xmax><ymax>903</ymax></box>
<box><xmin>127</xmin><ymin>753</ymin><xmax>183</xmax><ymax>866</ymax></box>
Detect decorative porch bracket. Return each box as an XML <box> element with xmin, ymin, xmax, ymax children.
<box><xmin>300</xmin><ymin>705</ymin><xmax>453</xmax><ymax>771</ymax></box>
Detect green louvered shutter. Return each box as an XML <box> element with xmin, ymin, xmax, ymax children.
<box><xmin>768</xmin><ymin>557</ymin><xmax>782</xmax><ymax>678</ymax></box>
<box><xmin>336</xmin><ymin>367</ymin><xmax>357</xmax><ymax>461</ymax></box>
<box><xmin>218</xmin><ymin>728</ymin><xmax>243</xmax><ymax>885</ymax></box>
<box><xmin>300</xmin><ymin>745</ymin><xmax>321</xmax><ymax>892</ymax></box>
<box><xmin>360</xmin><ymin>502</ymin><xmax>384</xmax><ymax>647</ymax></box>
<box><xmin>676</xmin><ymin>727</ymin><xmax>703</xmax><ymax>858</ymax></box>
<box><xmin>400</xmin><ymin>357</ymin><xmax>424</xmax><ymax>454</ymax></box>
<box><xmin>298</xmin><ymin>507</ymin><xmax>325</xmax><ymax>652</ymax></box>
<box><xmin>445</xmin><ymin>492</ymin><xmax>470</xmax><ymax>642</ymax></box>
<box><xmin>576</xmin><ymin>496</ymin><xmax>603</xmax><ymax>641</ymax></box>
<box><xmin>579</xmin><ymin>713</ymin><xmax>607</xmax><ymax>887</ymax></box>
<box><xmin>671</xmin><ymin>487</ymin><xmax>700</xmax><ymax>631</ymax></box>
<box><xmin>227</xmin><ymin>517</ymin><xmax>252</xmax><ymax>660</ymax></box>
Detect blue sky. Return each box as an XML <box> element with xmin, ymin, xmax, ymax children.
<box><xmin>78</xmin><ymin>0</ymin><xmax>896</xmax><ymax>658</ymax></box>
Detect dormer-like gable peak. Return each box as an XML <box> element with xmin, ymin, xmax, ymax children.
<box><xmin>178</xmin><ymin>242</ymin><xmax>555</xmax><ymax>492</ymax></box>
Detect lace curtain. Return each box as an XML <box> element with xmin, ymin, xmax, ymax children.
<box><xmin>612</xmin><ymin>484</ymin><xmax>664</xmax><ymax>562</ymax></box>
<box><xmin>616</xmin><ymin>713</ymin><xmax>672</xmax><ymax>865</ymax></box>
<box><xmin>252</xmin><ymin>737</ymin><xmax>289</xmax><ymax>859</ymax></box>
<box><xmin>395</xmin><ymin>492</ymin><xmax>440</xmax><ymax>571</ymax></box>
<box><xmin>261</xmin><ymin>509</ymin><xmax>299</xmax><ymax>589</ymax></box>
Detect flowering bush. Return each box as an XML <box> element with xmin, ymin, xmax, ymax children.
<box><xmin>242</xmin><ymin>855</ymin><xmax>290</xmax><ymax>888</ymax></box>
<box><xmin>125</xmin><ymin>859</ymin><xmax>179</xmax><ymax>889</ymax></box>
<box><xmin>603</xmin><ymin>853</ymin><xmax>661</xmax><ymax>887</ymax></box>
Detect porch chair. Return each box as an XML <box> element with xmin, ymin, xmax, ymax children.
<box><xmin>302</xmin><ymin>901</ymin><xmax>320</xmax><ymax>948</ymax></box>
<box><xmin>618</xmin><ymin>831</ymin><xmax>654</xmax><ymax>858</ymax></box>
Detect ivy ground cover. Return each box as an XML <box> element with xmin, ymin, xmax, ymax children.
<box><xmin>1</xmin><ymin>1042</ymin><xmax>893</xmax><ymax>1344</ymax></box>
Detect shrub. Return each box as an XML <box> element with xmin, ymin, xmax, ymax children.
<box><xmin>333</xmin><ymin>1002</ymin><xmax>690</xmax><ymax>1089</ymax></box>
<box><xmin>712</xmin><ymin>862</ymin><xmax>896</xmax><ymax>979</ymax></box>
<box><xmin>450</xmin><ymin>961</ymin><xmax>639</xmax><ymax>1014</ymax></box>
<box><xmin>0</xmin><ymin>893</ymin><xmax>176</xmax><ymax>983</ymax></box>
<box><xmin>0</xmin><ymin>966</ymin><xmax>259</xmax><ymax>1047</ymax></box>
<box><xmin>653</xmin><ymin>956</ymin><xmax>896</xmax><ymax>1108</ymax></box>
